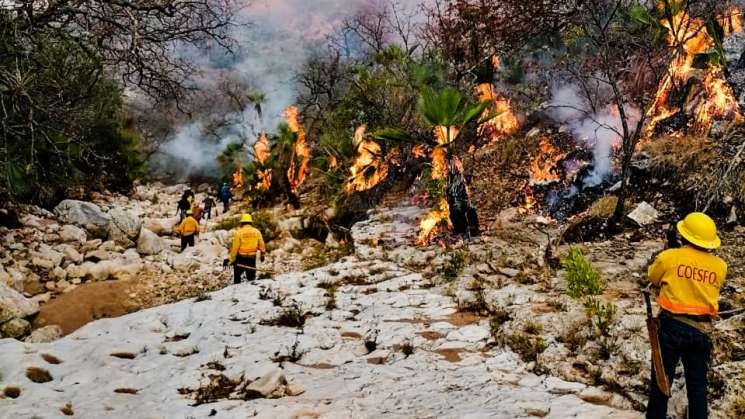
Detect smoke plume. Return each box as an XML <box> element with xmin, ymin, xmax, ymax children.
<box><xmin>546</xmin><ymin>84</ymin><xmax>640</xmax><ymax>186</ymax></box>
<box><xmin>153</xmin><ymin>0</ymin><xmax>427</xmax><ymax>180</ymax></box>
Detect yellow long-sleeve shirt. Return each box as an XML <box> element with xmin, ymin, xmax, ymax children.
<box><xmin>648</xmin><ymin>246</ymin><xmax>727</xmax><ymax>316</ymax></box>
<box><xmin>229</xmin><ymin>225</ymin><xmax>265</xmax><ymax>263</ymax></box>
<box><xmin>177</xmin><ymin>216</ymin><xmax>200</xmax><ymax>237</ymax></box>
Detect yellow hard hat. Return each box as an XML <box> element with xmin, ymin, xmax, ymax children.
<box><xmin>240</xmin><ymin>213</ymin><xmax>253</xmax><ymax>224</ymax></box>
<box><xmin>185</xmin><ymin>209</ymin><xmax>193</xmax><ymax>215</ymax></box>
<box><xmin>677</xmin><ymin>212</ymin><xmax>720</xmax><ymax>249</ymax></box>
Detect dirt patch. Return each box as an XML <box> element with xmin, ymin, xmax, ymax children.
<box><xmin>444</xmin><ymin>312</ymin><xmax>482</xmax><ymax>327</ymax></box>
<box><xmin>434</xmin><ymin>348</ymin><xmax>466</xmax><ymax>363</ymax></box>
<box><xmin>33</xmin><ymin>280</ymin><xmax>139</xmax><ymax>336</ymax></box>
<box><xmin>340</xmin><ymin>331</ymin><xmax>363</xmax><ymax>339</ymax></box>
<box><xmin>384</xmin><ymin>317</ymin><xmax>431</xmax><ymax>326</ymax></box>
<box><xmin>417</xmin><ymin>331</ymin><xmax>446</xmax><ymax>341</ymax></box>
<box><xmin>367</xmin><ymin>356</ymin><xmax>387</xmax><ymax>365</ymax></box>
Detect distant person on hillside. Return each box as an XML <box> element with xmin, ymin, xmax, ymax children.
<box><xmin>203</xmin><ymin>194</ymin><xmax>216</xmax><ymax>220</ymax></box>
<box><xmin>184</xmin><ymin>188</ymin><xmax>195</xmax><ymax>204</ymax></box>
<box><xmin>191</xmin><ymin>201</ymin><xmax>204</xmax><ymax>223</ymax></box>
<box><xmin>177</xmin><ymin>209</ymin><xmax>199</xmax><ymax>251</ymax></box>
<box><xmin>218</xmin><ymin>183</ymin><xmax>232</xmax><ymax>213</ymax></box>
<box><xmin>228</xmin><ymin>213</ymin><xmax>266</xmax><ymax>284</ymax></box>
<box><xmin>176</xmin><ymin>195</ymin><xmax>191</xmax><ymax>221</ymax></box>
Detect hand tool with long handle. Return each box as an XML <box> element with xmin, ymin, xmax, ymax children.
<box><xmin>643</xmin><ymin>288</ymin><xmax>672</xmax><ymax>397</ymax></box>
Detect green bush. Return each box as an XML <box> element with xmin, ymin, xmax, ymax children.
<box><xmin>251</xmin><ymin>211</ymin><xmax>280</xmax><ymax>243</ymax></box>
<box><xmin>441</xmin><ymin>250</ymin><xmax>467</xmax><ymax>281</ymax></box>
<box><xmin>562</xmin><ymin>247</ymin><xmax>603</xmax><ymax>299</ymax></box>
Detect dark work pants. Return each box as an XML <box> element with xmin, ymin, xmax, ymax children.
<box><xmin>234</xmin><ymin>254</ymin><xmax>256</xmax><ymax>284</ymax></box>
<box><xmin>180</xmin><ymin>234</ymin><xmax>195</xmax><ymax>252</ymax></box>
<box><xmin>646</xmin><ymin>314</ymin><xmax>712</xmax><ymax>419</ymax></box>
<box><xmin>222</xmin><ymin>199</ymin><xmax>230</xmax><ymax>213</ymax></box>
<box><xmin>204</xmin><ymin>206</ymin><xmax>212</xmax><ymax>220</ymax></box>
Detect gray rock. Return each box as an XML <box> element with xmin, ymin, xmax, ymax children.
<box><xmin>0</xmin><ymin>282</ymin><xmax>39</xmax><ymax>324</ymax></box>
<box><xmin>60</xmin><ymin>224</ymin><xmax>87</xmax><ymax>244</ymax></box>
<box><xmin>54</xmin><ymin>200</ymin><xmax>111</xmax><ymax>239</ymax></box>
<box><xmin>25</xmin><ymin>325</ymin><xmax>63</xmax><ymax>343</ymax></box>
<box><xmin>137</xmin><ymin>228</ymin><xmax>166</xmax><ymax>256</ymax></box>
<box><xmin>59</xmin><ymin>245</ymin><xmax>83</xmax><ymax>265</ymax></box>
<box><xmin>107</xmin><ymin>208</ymin><xmax>142</xmax><ymax>247</ymax></box>
<box><xmin>244</xmin><ymin>368</ymin><xmax>288</xmax><ymax>398</ymax></box>
<box><xmin>0</xmin><ymin>317</ymin><xmax>31</xmax><ymax>338</ymax></box>
<box><xmin>627</xmin><ymin>202</ymin><xmax>659</xmax><ymax>226</ymax></box>
<box><xmin>85</xmin><ymin>249</ymin><xmax>111</xmax><ymax>262</ymax></box>
<box><xmin>543</xmin><ymin>376</ymin><xmax>586</xmax><ymax>395</ymax></box>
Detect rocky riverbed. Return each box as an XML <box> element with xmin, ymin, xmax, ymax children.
<box><xmin>1</xmin><ymin>184</ymin><xmax>743</xmax><ymax>418</ymax></box>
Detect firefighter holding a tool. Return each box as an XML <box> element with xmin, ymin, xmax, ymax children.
<box><xmin>228</xmin><ymin>214</ymin><xmax>266</xmax><ymax>284</ymax></box>
<box><xmin>646</xmin><ymin>213</ymin><xmax>727</xmax><ymax>419</ymax></box>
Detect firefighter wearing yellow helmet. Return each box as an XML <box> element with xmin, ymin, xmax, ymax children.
<box><xmin>646</xmin><ymin>212</ymin><xmax>727</xmax><ymax>419</ymax></box>
<box><xmin>228</xmin><ymin>213</ymin><xmax>266</xmax><ymax>284</ymax></box>
<box><xmin>177</xmin><ymin>209</ymin><xmax>200</xmax><ymax>252</ymax></box>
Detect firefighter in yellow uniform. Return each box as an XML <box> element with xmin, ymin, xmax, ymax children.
<box><xmin>177</xmin><ymin>209</ymin><xmax>200</xmax><ymax>252</ymax></box>
<box><xmin>229</xmin><ymin>214</ymin><xmax>266</xmax><ymax>284</ymax></box>
<box><xmin>646</xmin><ymin>213</ymin><xmax>727</xmax><ymax>419</ymax></box>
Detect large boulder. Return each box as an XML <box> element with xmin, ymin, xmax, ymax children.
<box><xmin>59</xmin><ymin>224</ymin><xmax>87</xmax><ymax>244</ymax></box>
<box><xmin>54</xmin><ymin>200</ymin><xmax>111</xmax><ymax>239</ymax></box>
<box><xmin>144</xmin><ymin>217</ymin><xmax>177</xmax><ymax>236</ymax></box>
<box><xmin>107</xmin><ymin>208</ymin><xmax>142</xmax><ymax>247</ymax></box>
<box><xmin>0</xmin><ymin>282</ymin><xmax>39</xmax><ymax>324</ymax></box>
<box><xmin>30</xmin><ymin>244</ymin><xmax>64</xmax><ymax>270</ymax></box>
<box><xmin>137</xmin><ymin>228</ymin><xmax>167</xmax><ymax>255</ymax></box>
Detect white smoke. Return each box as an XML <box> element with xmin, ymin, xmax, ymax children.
<box><xmin>154</xmin><ymin>0</ymin><xmax>428</xmax><ymax>179</ymax></box>
<box><xmin>547</xmin><ymin>84</ymin><xmax>640</xmax><ymax>186</ymax></box>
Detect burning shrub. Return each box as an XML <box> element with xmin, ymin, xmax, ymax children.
<box><xmin>562</xmin><ymin>247</ymin><xmax>603</xmax><ymax>299</ymax></box>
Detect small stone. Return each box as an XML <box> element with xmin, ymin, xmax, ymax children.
<box><xmin>55</xmin><ymin>279</ymin><xmax>71</xmax><ymax>292</ymax></box>
<box><xmin>1</xmin><ymin>318</ymin><xmax>31</xmax><ymax>338</ymax></box>
<box><xmin>578</xmin><ymin>387</ymin><xmax>612</xmax><ymax>405</ymax></box>
<box><xmin>499</xmin><ymin>268</ymin><xmax>521</xmax><ymax>278</ymax></box>
<box><xmin>45</xmin><ymin>281</ymin><xmax>56</xmax><ymax>291</ymax></box>
<box><xmin>25</xmin><ymin>325</ymin><xmax>63</xmax><ymax>343</ymax></box>
<box><xmin>627</xmin><ymin>201</ymin><xmax>659</xmax><ymax>226</ymax></box>
<box><xmin>543</xmin><ymin>376</ymin><xmax>586</xmax><ymax>395</ymax></box>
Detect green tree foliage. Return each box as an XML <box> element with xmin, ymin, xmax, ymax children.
<box><xmin>562</xmin><ymin>247</ymin><xmax>603</xmax><ymax>299</ymax></box>
<box><xmin>0</xmin><ymin>12</ymin><xmax>146</xmax><ymax>204</ymax></box>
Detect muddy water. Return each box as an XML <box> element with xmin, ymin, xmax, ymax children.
<box><xmin>33</xmin><ymin>280</ymin><xmax>139</xmax><ymax>335</ymax></box>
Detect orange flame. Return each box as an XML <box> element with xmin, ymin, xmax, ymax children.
<box><xmin>518</xmin><ymin>186</ymin><xmax>537</xmax><ymax>215</ymax></box>
<box><xmin>284</xmin><ymin>106</ymin><xmax>311</xmax><ymax>193</ymax></box>
<box><xmin>431</xmin><ymin>146</ymin><xmax>448</xmax><ymax>180</ymax></box>
<box><xmin>529</xmin><ymin>137</ymin><xmax>567</xmax><ymax>184</ymax></box>
<box><xmin>412</xmin><ymin>144</ymin><xmax>427</xmax><ymax>158</ymax></box>
<box><xmin>433</xmin><ymin>125</ymin><xmax>460</xmax><ymax>145</ymax></box>
<box><xmin>416</xmin><ymin>197</ymin><xmax>452</xmax><ymax>246</ymax></box>
<box><xmin>254</xmin><ymin>131</ymin><xmax>269</xmax><ymax>165</ymax></box>
<box><xmin>256</xmin><ymin>168</ymin><xmax>271</xmax><ymax>191</ymax></box>
<box><xmin>232</xmin><ymin>162</ymin><xmax>243</xmax><ymax>188</ymax></box>
<box><xmin>475</xmin><ymin>83</ymin><xmax>519</xmax><ymax>142</ymax></box>
<box><xmin>346</xmin><ymin>125</ymin><xmax>390</xmax><ymax>192</ymax></box>
<box><xmin>647</xmin><ymin>5</ymin><xmax>742</xmax><ymax>134</ymax></box>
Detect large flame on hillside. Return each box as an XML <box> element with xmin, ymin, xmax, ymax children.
<box><xmin>647</xmin><ymin>5</ymin><xmax>742</xmax><ymax>134</ymax></box>
<box><xmin>519</xmin><ymin>137</ymin><xmax>567</xmax><ymax>214</ymax></box>
<box><xmin>529</xmin><ymin>138</ymin><xmax>567</xmax><ymax>184</ymax></box>
<box><xmin>256</xmin><ymin>168</ymin><xmax>272</xmax><ymax>191</ymax></box>
<box><xmin>475</xmin><ymin>83</ymin><xmax>519</xmax><ymax>142</ymax></box>
<box><xmin>232</xmin><ymin>162</ymin><xmax>243</xmax><ymax>188</ymax></box>
<box><xmin>346</xmin><ymin>125</ymin><xmax>390</xmax><ymax>192</ymax></box>
<box><xmin>416</xmin><ymin>197</ymin><xmax>452</xmax><ymax>246</ymax></box>
<box><xmin>254</xmin><ymin>131</ymin><xmax>269</xmax><ymax>165</ymax></box>
<box><xmin>285</xmin><ymin>106</ymin><xmax>311</xmax><ymax>193</ymax></box>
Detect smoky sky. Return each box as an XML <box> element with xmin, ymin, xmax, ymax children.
<box><xmin>155</xmin><ymin>0</ymin><xmax>429</xmax><ymax>179</ymax></box>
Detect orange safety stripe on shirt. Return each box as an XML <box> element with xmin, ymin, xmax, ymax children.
<box><xmin>658</xmin><ymin>294</ymin><xmax>717</xmax><ymax>316</ymax></box>
<box><xmin>180</xmin><ymin>218</ymin><xmax>199</xmax><ymax>236</ymax></box>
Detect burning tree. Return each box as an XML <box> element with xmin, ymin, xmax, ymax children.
<box><xmin>545</xmin><ymin>0</ymin><xmax>739</xmax><ymax>225</ymax></box>
<box><xmin>284</xmin><ymin>106</ymin><xmax>312</xmax><ymax>205</ymax></box>
<box><xmin>378</xmin><ymin>87</ymin><xmax>487</xmax><ymax>244</ymax></box>
<box><xmin>346</xmin><ymin>125</ymin><xmax>392</xmax><ymax>193</ymax></box>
